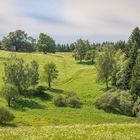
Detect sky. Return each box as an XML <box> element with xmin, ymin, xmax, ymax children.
<box><xmin>0</xmin><ymin>0</ymin><xmax>140</xmax><ymax>43</ymax></box>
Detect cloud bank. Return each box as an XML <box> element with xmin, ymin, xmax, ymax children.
<box><xmin>0</xmin><ymin>0</ymin><xmax>140</xmax><ymax>43</ymax></box>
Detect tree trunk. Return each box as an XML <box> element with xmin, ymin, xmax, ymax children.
<box><xmin>105</xmin><ymin>78</ymin><xmax>109</xmax><ymax>89</ymax></box>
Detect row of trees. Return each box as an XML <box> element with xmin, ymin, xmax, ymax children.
<box><xmin>0</xmin><ymin>30</ymin><xmax>125</xmax><ymax>55</ymax></box>
<box><xmin>0</xmin><ymin>30</ymin><xmax>56</xmax><ymax>53</ymax></box>
<box><xmin>2</xmin><ymin>54</ymin><xmax>58</xmax><ymax>107</ymax></box>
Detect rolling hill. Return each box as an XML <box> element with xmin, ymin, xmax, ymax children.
<box><xmin>0</xmin><ymin>51</ymin><xmax>140</xmax><ymax>139</ymax></box>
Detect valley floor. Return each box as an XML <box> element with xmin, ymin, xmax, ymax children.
<box><xmin>0</xmin><ymin>51</ymin><xmax>140</xmax><ymax>139</ymax></box>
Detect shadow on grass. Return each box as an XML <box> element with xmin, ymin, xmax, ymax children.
<box><xmin>24</xmin><ymin>89</ymin><xmax>53</xmax><ymax>101</ymax></box>
<box><xmin>0</xmin><ymin>123</ymin><xmax>17</xmax><ymax>127</ymax></box>
<box><xmin>13</xmin><ymin>98</ymin><xmax>46</xmax><ymax>111</ymax></box>
<box><xmin>48</xmin><ymin>88</ymin><xmax>64</xmax><ymax>94</ymax></box>
<box><xmin>77</xmin><ymin>61</ymin><xmax>94</xmax><ymax>65</ymax></box>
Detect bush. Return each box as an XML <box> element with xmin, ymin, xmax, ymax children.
<box><xmin>54</xmin><ymin>92</ymin><xmax>81</xmax><ymax>108</ymax></box>
<box><xmin>65</xmin><ymin>92</ymin><xmax>81</xmax><ymax>108</ymax></box>
<box><xmin>0</xmin><ymin>107</ymin><xmax>15</xmax><ymax>124</ymax></box>
<box><xmin>95</xmin><ymin>90</ymin><xmax>134</xmax><ymax>116</ymax></box>
<box><xmin>66</xmin><ymin>96</ymin><xmax>81</xmax><ymax>108</ymax></box>
<box><xmin>132</xmin><ymin>97</ymin><xmax>140</xmax><ymax>117</ymax></box>
<box><xmin>54</xmin><ymin>95</ymin><xmax>66</xmax><ymax>107</ymax></box>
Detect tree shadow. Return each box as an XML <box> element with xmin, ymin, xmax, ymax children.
<box><xmin>77</xmin><ymin>61</ymin><xmax>94</xmax><ymax>65</ymax></box>
<box><xmin>0</xmin><ymin>123</ymin><xmax>17</xmax><ymax>127</ymax></box>
<box><xmin>13</xmin><ymin>98</ymin><xmax>46</xmax><ymax>110</ymax></box>
<box><xmin>48</xmin><ymin>88</ymin><xmax>64</xmax><ymax>94</ymax></box>
<box><xmin>24</xmin><ymin>88</ymin><xmax>53</xmax><ymax>101</ymax></box>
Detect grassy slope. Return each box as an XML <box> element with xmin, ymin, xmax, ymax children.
<box><xmin>0</xmin><ymin>51</ymin><xmax>140</xmax><ymax>139</ymax></box>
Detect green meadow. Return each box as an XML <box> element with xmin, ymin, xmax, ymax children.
<box><xmin>0</xmin><ymin>51</ymin><xmax>140</xmax><ymax>139</ymax></box>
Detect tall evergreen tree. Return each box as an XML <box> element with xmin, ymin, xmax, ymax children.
<box><xmin>131</xmin><ymin>53</ymin><xmax>140</xmax><ymax>96</ymax></box>
<box><xmin>121</xmin><ymin>27</ymin><xmax>140</xmax><ymax>89</ymax></box>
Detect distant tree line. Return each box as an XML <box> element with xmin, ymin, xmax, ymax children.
<box><xmin>0</xmin><ymin>30</ymin><xmax>126</xmax><ymax>54</ymax></box>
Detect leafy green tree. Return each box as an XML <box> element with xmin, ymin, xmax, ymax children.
<box><xmin>2</xmin><ymin>84</ymin><xmax>19</xmax><ymax>107</ymax></box>
<box><xmin>2</xmin><ymin>30</ymin><xmax>35</xmax><ymax>52</ymax></box>
<box><xmin>73</xmin><ymin>39</ymin><xmax>91</xmax><ymax>63</ymax></box>
<box><xmin>96</xmin><ymin>45</ymin><xmax>115</xmax><ymax>89</ymax></box>
<box><xmin>36</xmin><ymin>33</ymin><xmax>56</xmax><ymax>53</ymax></box>
<box><xmin>4</xmin><ymin>54</ymin><xmax>26</xmax><ymax>92</ymax></box>
<box><xmin>43</xmin><ymin>62</ymin><xmax>58</xmax><ymax>88</ymax></box>
<box><xmin>3</xmin><ymin>54</ymin><xmax>39</xmax><ymax>93</ymax></box>
<box><xmin>25</xmin><ymin>60</ymin><xmax>39</xmax><ymax>88</ymax></box>
<box><xmin>85</xmin><ymin>50</ymin><xmax>95</xmax><ymax>64</ymax></box>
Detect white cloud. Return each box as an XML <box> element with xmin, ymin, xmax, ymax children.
<box><xmin>0</xmin><ymin>0</ymin><xmax>140</xmax><ymax>43</ymax></box>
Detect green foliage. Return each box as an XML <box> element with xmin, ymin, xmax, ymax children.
<box><xmin>130</xmin><ymin>54</ymin><xmax>140</xmax><ymax>96</ymax></box>
<box><xmin>0</xmin><ymin>107</ymin><xmax>15</xmax><ymax>124</ymax></box>
<box><xmin>43</xmin><ymin>62</ymin><xmax>58</xmax><ymax>88</ymax></box>
<box><xmin>25</xmin><ymin>60</ymin><xmax>39</xmax><ymax>87</ymax></box>
<box><xmin>121</xmin><ymin>27</ymin><xmax>140</xmax><ymax>89</ymax></box>
<box><xmin>2</xmin><ymin>84</ymin><xmax>19</xmax><ymax>107</ymax></box>
<box><xmin>113</xmin><ymin>51</ymin><xmax>128</xmax><ymax>89</ymax></box>
<box><xmin>66</xmin><ymin>96</ymin><xmax>81</xmax><ymax>108</ymax></box>
<box><xmin>95</xmin><ymin>90</ymin><xmax>134</xmax><ymax>116</ymax></box>
<box><xmin>54</xmin><ymin>92</ymin><xmax>81</xmax><ymax>108</ymax></box>
<box><xmin>36</xmin><ymin>33</ymin><xmax>56</xmax><ymax>53</ymax></box>
<box><xmin>132</xmin><ymin>97</ymin><xmax>140</xmax><ymax>117</ymax></box>
<box><xmin>54</xmin><ymin>95</ymin><xmax>66</xmax><ymax>107</ymax></box>
<box><xmin>73</xmin><ymin>39</ymin><xmax>91</xmax><ymax>63</ymax></box>
<box><xmin>3</xmin><ymin>54</ymin><xmax>26</xmax><ymax>92</ymax></box>
<box><xmin>114</xmin><ymin>40</ymin><xmax>126</xmax><ymax>52</ymax></box>
<box><xmin>96</xmin><ymin>45</ymin><xmax>115</xmax><ymax>89</ymax></box>
<box><xmin>85</xmin><ymin>50</ymin><xmax>95</xmax><ymax>64</ymax></box>
<box><xmin>3</xmin><ymin>54</ymin><xmax>39</xmax><ymax>93</ymax></box>
<box><xmin>1</xmin><ymin>30</ymin><xmax>35</xmax><ymax>52</ymax></box>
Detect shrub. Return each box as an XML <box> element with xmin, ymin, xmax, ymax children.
<box><xmin>54</xmin><ymin>96</ymin><xmax>66</xmax><ymax>107</ymax></box>
<box><xmin>0</xmin><ymin>107</ymin><xmax>15</xmax><ymax>124</ymax></box>
<box><xmin>132</xmin><ymin>97</ymin><xmax>140</xmax><ymax>117</ymax></box>
<box><xmin>95</xmin><ymin>90</ymin><xmax>134</xmax><ymax>116</ymax></box>
<box><xmin>66</xmin><ymin>96</ymin><xmax>81</xmax><ymax>108</ymax></box>
<box><xmin>65</xmin><ymin>92</ymin><xmax>81</xmax><ymax>108</ymax></box>
<box><xmin>2</xmin><ymin>84</ymin><xmax>19</xmax><ymax>107</ymax></box>
<box><xmin>54</xmin><ymin>92</ymin><xmax>81</xmax><ymax>108</ymax></box>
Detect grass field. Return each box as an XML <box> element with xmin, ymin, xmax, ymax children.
<box><xmin>0</xmin><ymin>51</ymin><xmax>140</xmax><ymax>139</ymax></box>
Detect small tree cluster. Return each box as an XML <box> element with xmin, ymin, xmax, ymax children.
<box><xmin>73</xmin><ymin>39</ymin><xmax>95</xmax><ymax>64</ymax></box>
<box><xmin>3</xmin><ymin>54</ymin><xmax>39</xmax><ymax>106</ymax></box>
<box><xmin>36</xmin><ymin>33</ymin><xmax>56</xmax><ymax>54</ymax></box>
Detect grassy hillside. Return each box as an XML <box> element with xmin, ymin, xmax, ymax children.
<box><xmin>0</xmin><ymin>51</ymin><xmax>140</xmax><ymax>139</ymax></box>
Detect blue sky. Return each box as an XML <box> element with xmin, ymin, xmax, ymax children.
<box><xmin>0</xmin><ymin>0</ymin><xmax>140</xmax><ymax>43</ymax></box>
